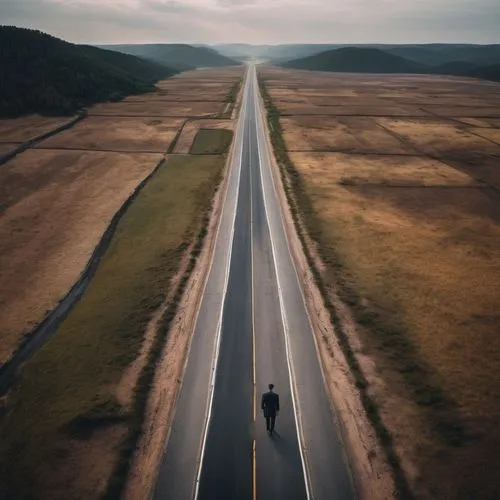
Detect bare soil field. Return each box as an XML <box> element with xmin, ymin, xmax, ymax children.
<box><xmin>174</xmin><ymin>119</ymin><xmax>234</xmax><ymax>153</ymax></box>
<box><xmin>37</xmin><ymin>116</ymin><xmax>184</xmax><ymax>153</ymax></box>
<box><xmin>0</xmin><ymin>149</ymin><xmax>161</xmax><ymax>366</ymax></box>
<box><xmin>0</xmin><ymin>115</ymin><xmax>74</xmax><ymax>142</ymax></box>
<box><xmin>260</xmin><ymin>66</ymin><xmax>500</xmax><ymax>499</ymax></box>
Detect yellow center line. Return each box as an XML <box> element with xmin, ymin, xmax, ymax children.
<box><xmin>252</xmin><ymin>439</ymin><xmax>257</xmax><ymax>500</ymax></box>
<box><xmin>249</xmin><ymin>69</ymin><xmax>257</xmax><ymax>500</ymax></box>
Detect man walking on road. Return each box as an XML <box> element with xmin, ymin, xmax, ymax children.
<box><xmin>261</xmin><ymin>383</ymin><xmax>280</xmax><ymax>434</ymax></box>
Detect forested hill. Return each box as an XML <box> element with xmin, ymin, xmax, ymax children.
<box><xmin>281</xmin><ymin>47</ymin><xmax>427</xmax><ymax>73</ymax></box>
<box><xmin>0</xmin><ymin>26</ymin><xmax>179</xmax><ymax>117</ymax></box>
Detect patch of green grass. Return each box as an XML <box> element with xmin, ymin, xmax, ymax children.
<box><xmin>190</xmin><ymin>128</ymin><xmax>233</xmax><ymax>155</ymax></box>
<box><xmin>0</xmin><ymin>154</ymin><xmax>225</xmax><ymax>499</ymax></box>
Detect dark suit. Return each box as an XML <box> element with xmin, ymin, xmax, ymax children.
<box><xmin>261</xmin><ymin>390</ymin><xmax>280</xmax><ymax>431</ymax></box>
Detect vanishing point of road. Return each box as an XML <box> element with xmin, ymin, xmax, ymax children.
<box><xmin>153</xmin><ymin>65</ymin><xmax>355</xmax><ymax>500</ymax></box>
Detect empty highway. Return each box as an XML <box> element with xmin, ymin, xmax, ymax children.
<box><xmin>152</xmin><ymin>64</ymin><xmax>355</xmax><ymax>500</ymax></box>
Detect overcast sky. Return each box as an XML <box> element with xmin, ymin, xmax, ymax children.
<box><xmin>1</xmin><ymin>0</ymin><xmax>499</xmax><ymax>44</ymax></box>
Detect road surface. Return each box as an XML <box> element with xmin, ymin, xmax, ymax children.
<box><xmin>153</xmin><ymin>65</ymin><xmax>355</xmax><ymax>500</ymax></box>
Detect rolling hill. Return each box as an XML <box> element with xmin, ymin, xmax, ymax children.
<box><xmin>0</xmin><ymin>26</ymin><xmax>179</xmax><ymax>117</ymax></box>
<box><xmin>386</xmin><ymin>44</ymin><xmax>500</xmax><ymax>67</ymax></box>
<box><xmin>98</xmin><ymin>44</ymin><xmax>239</xmax><ymax>70</ymax></box>
<box><xmin>279</xmin><ymin>45</ymin><xmax>500</xmax><ymax>82</ymax></box>
<box><xmin>465</xmin><ymin>63</ymin><xmax>500</xmax><ymax>83</ymax></box>
<box><xmin>281</xmin><ymin>47</ymin><xmax>427</xmax><ymax>74</ymax></box>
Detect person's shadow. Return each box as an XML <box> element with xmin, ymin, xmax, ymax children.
<box><xmin>269</xmin><ymin>430</ymin><xmax>302</xmax><ymax>467</ymax></box>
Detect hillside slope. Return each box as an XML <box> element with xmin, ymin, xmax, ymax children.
<box><xmin>388</xmin><ymin>44</ymin><xmax>500</xmax><ymax>67</ymax></box>
<box><xmin>0</xmin><ymin>26</ymin><xmax>178</xmax><ymax>117</ymax></box>
<box><xmin>99</xmin><ymin>44</ymin><xmax>239</xmax><ymax>69</ymax></box>
<box><xmin>281</xmin><ymin>47</ymin><xmax>427</xmax><ymax>74</ymax></box>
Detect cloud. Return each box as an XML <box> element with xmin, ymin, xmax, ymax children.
<box><xmin>0</xmin><ymin>0</ymin><xmax>498</xmax><ymax>44</ymax></box>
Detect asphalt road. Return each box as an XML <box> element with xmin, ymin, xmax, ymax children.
<box><xmin>153</xmin><ymin>65</ymin><xmax>355</xmax><ymax>500</ymax></box>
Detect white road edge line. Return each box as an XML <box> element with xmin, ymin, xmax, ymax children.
<box><xmin>192</xmin><ymin>69</ymin><xmax>250</xmax><ymax>500</ymax></box>
<box><xmin>252</xmin><ymin>66</ymin><xmax>313</xmax><ymax>500</ymax></box>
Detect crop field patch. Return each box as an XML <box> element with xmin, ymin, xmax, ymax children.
<box><xmin>0</xmin><ymin>115</ymin><xmax>73</xmax><ymax>142</ymax></box>
<box><xmin>289</xmin><ymin>151</ymin><xmax>478</xmax><ymax>186</ymax></box>
<box><xmin>0</xmin><ymin>148</ymin><xmax>161</xmax><ymax>365</ymax></box>
<box><xmin>175</xmin><ymin>119</ymin><xmax>234</xmax><ymax>153</ymax></box>
<box><xmin>281</xmin><ymin>115</ymin><xmax>416</xmax><ymax>154</ymax></box>
<box><xmin>38</xmin><ymin>116</ymin><xmax>183</xmax><ymax>152</ymax></box>
<box><xmin>375</xmin><ymin>117</ymin><xmax>500</xmax><ymax>157</ymax></box>
<box><xmin>0</xmin><ymin>143</ymin><xmax>19</xmax><ymax>155</ymax></box>
<box><xmin>89</xmin><ymin>100</ymin><xmax>222</xmax><ymax>117</ymax></box>
<box><xmin>471</xmin><ymin>127</ymin><xmax>500</xmax><ymax>144</ymax></box>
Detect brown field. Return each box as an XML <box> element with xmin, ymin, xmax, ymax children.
<box><xmin>0</xmin><ymin>143</ymin><xmax>19</xmax><ymax>155</ymax></box>
<box><xmin>260</xmin><ymin>66</ymin><xmax>500</xmax><ymax>499</ymax></box>
<box><xmin>89</xmin><ymin>100</ymin><xmax>222</xmax><ymax>117</ymax></box>
<box><xmin>472</xmin><ymin>126</ymin><xmax>500</xmax><ymax>144</ymax></box>
<box><xmin>375</xmin><ymin>117</ymin><xmax>500</xmax><ymax>157</ymax></box>
<box><xmin>0</xmin><ymin>149</ymin><xmax>162</xmax><ymax>365</ymax></box>
<box><xmin>174</xmin><ymin>119</ymin><xmax>234</xmax><ymax>153</ymax></box>
<box><xmin>37</xmin><ymin>116</ymin><xmax>184</xmax><ymax>152</ymax></box>
<box><xmin>0</xmin><ymin>65</ymin><xmax>244</xmax><ymax>368</ymax></box>
<box><xmin>0</xmin><ymin>115</ymin><xmax>74</xmax><ymax>142</ymax></box>
<box><xmin>281</xmin><ymin>116</ymin><xmax>415</xmax><ymax>153</ymax></box>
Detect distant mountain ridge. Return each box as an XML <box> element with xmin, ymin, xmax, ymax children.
<box><xmin>281</xmin><ymin>47</ymin><xmax>426</xmax><ymax>74</ymax></box>
<box><xmin>279</xmin><ymin>46</ymin><xmax>500</xmax><ymax>82</ymax></box>
<box><xmin>0</xmin><ymin>26</ymin><xmax>179</xmax><ymax>117</ymax></box>
<box><xmin>98</xmin><ymin>44</ymin><xmax>239</xmax><ymax>70</ymax></box>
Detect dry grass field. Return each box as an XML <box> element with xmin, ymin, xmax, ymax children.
<box><xmin>0</xmin><ymin>149</ymin><xmax>161</xmax><ymax>366</ymax></box>
<box><xmin>37</xmin><ymin>116</ymin><xmax>184</xmax><ymax>152</ymax></box>
<box><xmin>260</xmin><ymin>66</ymin><xmax>500</xmax><ymax>499</ymax></box>
<box><xmin>0</xmin><ymin>65</ymin><xmax>243</xmax><ymax>369</ymax></box>
<box><xmin>0</xmin><ymin>115</ymin><xmax>73</xmax><ymax>142</ymax></box>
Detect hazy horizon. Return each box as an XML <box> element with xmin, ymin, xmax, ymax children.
<box><xmin>1</xmin><ymin>0</ymin><xmax>499</xmax><ymax>45</ymax></box>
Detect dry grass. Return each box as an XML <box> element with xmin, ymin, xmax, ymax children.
<box><xmin>0</xmin><ymin>143</ymin><xmax>19</xmax><ymax>155</ymax></box>
<box><xmin>0</xmin><ymin>115</ymin><xmax>73</xmax><ymax>142</ymax></box>
<box><xmin>0</xmin><ymin>149</ymin><xmax>161</xmax><ymax>366</ymax></box>
<box><xmin>299</xmin><ymin>156</ymin><xmax>500</xmax><ymax>498</ymax></box>
<box><xmin>89</xmin><ymin>100</ymin><xmax>222</xmax><ymax>117</ymax></box>
<box><xmin>0</xmin><ymin>154</ymin><xmax>226</xmax><ymax>499</ymax></box>
<box><xmin>471</xmin><ymin>127</ymin><xmax>500</xmax><ymax>144</ymax></box>
<box><xmin>290</xmin><ymin>152</ymin><xmax>479</xmax><ymax>187</ymax></box>
<box><xmin>280</xmin><ymin>116</ymin><xmax>415</xmax><ymax>153</ymax></box>
<box><xmin>38</xmin><ymin>116</ymin><xmax>183</xmax><ymax>152</ymax></box>
<box><xmin>260</xmin><ymin>67</ymin><xmax>500</xmax><ymax>499</ymax></box>
<box><xmin>375</xmin><ymin>117</ymin><xmax>500</xmax><ymax>157</ymax></box>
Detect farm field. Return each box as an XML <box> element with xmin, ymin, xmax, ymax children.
<box><xmin>259</xmin><ymin>66</ymin><xmax>500</xmax><ymax>499</ymax></box>
<box><xmin>0</xmin><ymin>66</ymin><xmax>243</xmax><ymax>370</ymax></box>
<box><xmin>0</xmin><ymin>64</ymin><xmax>242</xmax><ymax>499</ymax></box>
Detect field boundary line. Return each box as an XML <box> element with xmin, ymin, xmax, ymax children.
<box><xmin>0</xmin><ymin>110</ymin><xmax>87</xmax><ymax>165</ymax></box>
<box><xmin>0</xmin><ymin>155</ymin><xmax>165</xmax><ymax>395</ymax></box>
